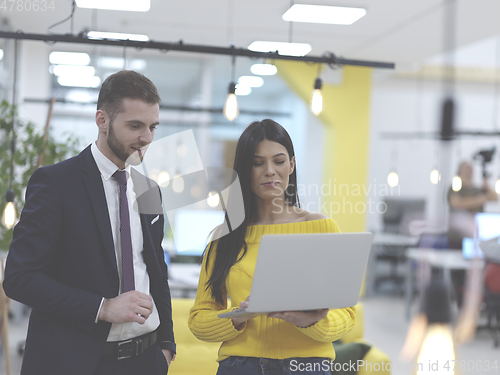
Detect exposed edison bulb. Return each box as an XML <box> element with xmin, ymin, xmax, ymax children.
<box><xmin>495</xmin><ymin>179</ymin><xmax>500</xmax><ymax>194</ymax></box>
<box><xmin>452</xmin><ymin>176</ymin><xmax>462</xmax><ymax>192</ymax></box>
<box><xmin>311</xmin><ymin>90</ymin><xmax>323</xmax><ymax>116</ymax></box>
<box><xmin>2</xmin><ymin>201</ymin><xmax>16</xmax><ymax>229</ymax></box>
<box><xmin>223</xmin><ymin>82</ymin><xmax>239</xmax><ymax>121</ymax></box>
<box><xmin>416</xmin><ymin>324</ymin><xmax>455</xmax><ymax>374</ymax></box>
<box><xmin>158</xmin><ymin>171</ymin><xmax>171</xmax><ymax>187</ymax></box>
<box><xmin>387</xmin><ymin>171</ymin><xmax>399</xmax><ymax>187</ymax></box>
<box><xmin>430</xmin><ymin>169</ymin><xmax>441</xmax><ymax>185</ymax></box>
<box><xmin>172</xmin><ymin>174</ymin><xmax>184</xmax><ymax>193</ymax></box>
<box><xmin>311</xmin><ymin>78</ymin><xmax>323</xmax><ymax>116</ymax></box>
<box><xmin>207</xmin><ymin>191</ymin><xmax>220</xmax><ymax>208</ymax></box>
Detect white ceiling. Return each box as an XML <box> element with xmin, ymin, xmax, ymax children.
<box><xmin>4</xmin><ymin>0</ymin><xmax>500</xmax><ymax>117</ymax></box>
<box><xmin>4</xmin><ymin>0</ymin><xmax>500</xmax><ymax>67</ymax></box>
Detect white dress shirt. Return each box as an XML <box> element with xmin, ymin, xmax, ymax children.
<box><xmin>91</xmin><ymin>142</ymin><xmax>160</xmax><ymax>341</ymax></box>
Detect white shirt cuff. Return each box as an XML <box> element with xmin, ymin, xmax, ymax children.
<box><xmin>95</xmin><ymin>298</ymin><xmax>105</xmax><ymax>323</ymax></box>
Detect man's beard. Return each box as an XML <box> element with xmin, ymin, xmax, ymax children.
<box><xmin>107</xmin><ymin>122</ymin><xmax>143</xmax><ymax>166</ymax></box>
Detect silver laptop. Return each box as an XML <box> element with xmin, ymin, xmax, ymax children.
<box><xmin>218</xmin><ymin>232</ymin><xmax>373</xmax><ymax>319</ymax></box>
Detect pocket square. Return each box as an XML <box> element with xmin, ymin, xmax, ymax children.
<box><xmin>151</xmin><ymin>215</ymin><xmax>160</xmax><ymax>225</ymax></box>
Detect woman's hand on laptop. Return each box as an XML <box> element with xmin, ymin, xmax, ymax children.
<box><xmin>267</xmin><ymin>309</ymin><xmax>329</xmax><ymax>328</ymax></box>
<box><xmin>232</xmin><ymin>295</ymin><xmax>252</xmax><ymax>329</ymax></box>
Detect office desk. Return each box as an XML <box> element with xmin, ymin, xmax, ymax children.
<box><xmin>373</xmin><ymin>233</ymin><xmax>420</xmax><ymax>247</ymax></box>
<box><xmin>367</xmin><ymin>233</ymin><xmax>419</xmax><ymax>294</ymax></box>
<box><xmin>168</xmin><ymin>263</ymin><xmax>201</xmax><ymax>298</ymax></box>
<box><xmin>404</xmin><ymin>248</ymin><xmax>484</xmax><ymax>319</ymax></box>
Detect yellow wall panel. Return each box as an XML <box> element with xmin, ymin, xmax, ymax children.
<box><xmin>276</xmin><ymin>61</ymin><xmax>372</xmax><ymax>233</ymax></box>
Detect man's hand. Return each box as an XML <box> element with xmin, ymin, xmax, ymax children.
<box><xmin>267</xmin><ymin>309</ymin><xmax>329</xmax><ymax>328</ymax></box>
<box><xmin>162</xmin><ymin>349</ymin><xmax>175</xmax><ymax>367</ymax></box>
<box><xmin>98</xmin><ymin>291</ymin><xmax>154</xmax><ymax>324</ymax></box>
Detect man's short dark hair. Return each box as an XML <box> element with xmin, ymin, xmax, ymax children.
<box><xmin>97</xmin><ymin>70</ymin><xmax>161</xmax><ymax>121</ymax></box>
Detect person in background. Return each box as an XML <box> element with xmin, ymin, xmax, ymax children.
<box><xmin>448</xmin><ymin>160</ymin><xmax>498</xmax><ymax>307</ymax></box>
<box><xmin>188</xmin><ymin>119</ymin><xmax>356</xmax><ymax>375</ymax></box>
<box><xmin>448</xmin><ymin>161</ymin><xmax>498</xmax><ymax>248</ymax></box>
<box><xmin>3</xmin><ymin>71</ymin><xmax>175</xmax><ymax>375</ymax></box>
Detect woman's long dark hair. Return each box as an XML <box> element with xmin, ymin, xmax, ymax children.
<box><xmin>204</xmin><ymin>119</ymin><xmax>300</xmax><ymax>305</ymax></box>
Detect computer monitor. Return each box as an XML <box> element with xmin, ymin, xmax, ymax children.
<box><xmin>475</xmin><ymin>212</ymin><xmax>500</xmax><ymax>240</ymax></box>
<box><xmin>382</xmin><ymin>197</ymin><xmax>426</xmax><ymax>234</ymax></box>
<box><xmin>462</xmin><ymin>212</ymin><xmax>500</xmax><ymax>259</ymax></box>
<box><xmin>173</xmin><ymin>209</ymin><xmax>225</xmax><ymax>256</ymax></box>
<box><xmin>462</xmin><ymin>237</ymin><xmax>480</xmax><ymax>259</ymax></box>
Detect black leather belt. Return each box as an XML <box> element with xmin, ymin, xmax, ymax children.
<box><xmin>103</xmin><ymin>330</ymin><xmax>157</xmax><ymax>360</ymax></box>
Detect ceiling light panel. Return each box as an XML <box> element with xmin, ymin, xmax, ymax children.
<box><xmin>49</xmin><ymin>52</ymin><xmax>90</xmax><ymax>66</ymax></box>
<box><xmin>238</xmin><ymin>76</ymin><xmax>264</xmax><ymax>88</ymax></box>
<box><xmin>98</xmin><ymin>57</ymin><xmax>124</xmax><ymax>69</ymax></box>
<box><xmin>250</xmin><ymin>64</ymin><xmax>277</xmax><ymax>76</ymax></box>
<box><xmin>75</xmin><ymin>0</ymin><xmax>150</xmax><ymax>12</ymax></box>
<box><xmin>248</xmin><ymin>41</ymin><xmax>312</xmax><ymax>57</ymax></box>
<box><xmin>235</xmin><ymin>85</ymin><xmax>252</xmax><ymax>96</ymax></box>
<box><xmin>282</xmin><ymin>4</ymin><xmax>366</xmax><ymax>25</ymax></box>
<box><xmin>51</xmin><ymin>65</ymin><xmax>96</xmax><ymax>77</ymax></box>
<box><xmin>129</xmin><ymin>59</ymin><xmax>147</xmax><ymax>71</ymax></box>
<box><xmin>97</xmin><ymin>57</ymin><xmax>147</xmax><ymax>71</ymax></box>
<box><xmin>87</xmin><ymin>31</ymin><xmax>149</xmax><ymax>42</ymax></box>
<box><xmin>58</xmin><ymin>76</ymin><xmax>101</xmax><ymax>88</ymax></box>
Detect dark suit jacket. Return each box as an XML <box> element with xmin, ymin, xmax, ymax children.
<box><xmin>3</xmin><ymin>145</ymin><xmax>175</xmax><ymax>375</ymax></box>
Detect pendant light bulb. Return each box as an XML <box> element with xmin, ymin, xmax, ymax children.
<box><xmin>2</xmin><ymin>189</ymin><xmax>16</xmax><ymax>229</ymax></box>
<box><xmin>387</xmin><ymin>171</ymin><xmax>399</xmax><ymax>187</ymax></box>
<box><xmin>495</xmin><ymin>178</ymin><xmax>500</xmax><ymax>194</ymax></box>
<box><xmin>172</xmin><ymin>173</ymin><xmax>185</xmax><ymax>193</ymax></box>
<box><xmin>430</xmin><ymin>169</ymin><xmax>441</xmax><ymax>185</ymax></box>
<box><xmin>223</xmin><ymin>82</ymin><xmax>239</xmax><ymax>121</ymax></box>
<box><xmin>207</xmin><ymin>191</ymin><xmax>220</xmax><ymax>208</ymax></box>
<box><xmin>311</xmin><ymin>78</ymin><xmax>323</xmax><ymax>116</ymax></box>
<box><xmin>452</xmin><ymin>175</ymin><xmax>462</xmax><ymax>191</ymax></box>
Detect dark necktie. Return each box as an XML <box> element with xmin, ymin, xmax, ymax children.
<box><xmin>112</xmin><ymin>170</ymin><xmax>135</xmax><ymax>293</ymax></box>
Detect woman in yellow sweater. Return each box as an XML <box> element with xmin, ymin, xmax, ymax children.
<box><xmin>188</xmin><ymin>119</ymin><xmax>356</xmax><ymax>374</ymax></box>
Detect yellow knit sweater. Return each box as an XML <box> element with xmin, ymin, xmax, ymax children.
<box><xmin>188</xmin><ymin>218</ymin><xmax>357</xmax><ymax>361</ymax></box>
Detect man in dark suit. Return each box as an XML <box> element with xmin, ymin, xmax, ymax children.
<box><xmin>3</xmin><ymin>70</ymin><xmax>175</xmax><ymax>375</ymax></box>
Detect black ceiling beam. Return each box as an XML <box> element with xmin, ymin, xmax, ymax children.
<box><xmin>23</xmin><ymin>98</ymin><xmax>291</xmax><ymax>118</ymax></box>
<box><xmin>380</xmin><ymin>130</ymin><xmax>500</xmax><ymax>140</ymax></box>
<box><xmin>0</xmin><ymin>31</ymin><xmax>395</xmax><ymax>69</ymax></box>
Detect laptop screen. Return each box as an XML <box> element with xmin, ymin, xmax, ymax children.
<box><xmin>462</xmin><ymin>212</ymin><xmax>500</xmax><ymax>259</ymax></box>
<box><xmin>462</xmin><ymin>237</ymin><xmax>483</xmax><ymax>259</ymax></box>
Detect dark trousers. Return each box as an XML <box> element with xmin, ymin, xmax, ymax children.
<box><xmin>93</xmin><ymin>343</ymin><xmax>168</xmax><ymax>375</ymax></box>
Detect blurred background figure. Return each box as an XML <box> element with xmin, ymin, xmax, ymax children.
<box><xmin>447</xmin><ymin>161</ymin><xmax>498</xmax><ymax>308</ymax></box>
<box><xmin>448</xmin><ymin>161</ymin><xmax>498</xmax><ymax>250</ymax></box>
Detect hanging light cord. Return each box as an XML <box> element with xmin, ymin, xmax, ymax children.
<box><xmin>417</xmin><ymin>70</ymin><xmax>424</xmax><ymax>133</ymax></box>
<box><xmin>391</xmin><ymin>144</ymin><xmax>398</xmax><ymax>170</ymax></box>
<box><xmin>493</xmin><ymin>35</ymin><xmax>500</xmax><ymax>131</ymax></box>
<box><xmin>231</xmin><ymin>53</ymin><xmax>236</xmax><ymax>83</ymax></box>
<box><xmin>47</xmin><ymin>0</ymin><xmax>76</xmax><ymax>35</ymax></box>
<box><xmin>123</xmin><ymin>40</ymin><xmax>128</xmax><ymax>70</ymax></box>
<box><xmin>443</xmin><ymin>0</ymin><xmax>456</xmax><ymax>98</ymax></box>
